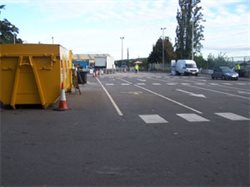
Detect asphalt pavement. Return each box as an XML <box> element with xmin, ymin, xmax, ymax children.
<box><xmin>1</xmin><ymin>72</ymin><xmax>249</xmax><ymax>186</ymax></box>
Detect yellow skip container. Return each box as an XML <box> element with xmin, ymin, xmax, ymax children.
<box><xmin>0</xmin><ymin>44</ymin><xmax>73</xmax><ymax>109</ymax></box>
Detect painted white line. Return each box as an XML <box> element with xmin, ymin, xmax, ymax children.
<box><xmin>137</xmin><ymin>79</ymin><xmax>146</xmax><ymax>82</ymax></box>
<box><xmin>236</xmin><ymin>83</ymin><xmax>247</xmax><ymax>85</ymax></box>
<box><xmin>177</xmin><ymin>113</ymin><xmax>210</xmax><ymax>122</ymax></box>
<box><xmin>96</xmin><ymin>78</ymin><xmax>123</xmax><ymax>116</ymax></box>
<box><xmin>215</xmin><ymin>113</ymin><xmax>250</xmax><ymax>121</ymax></box>
<box><xmin>136</xmin><ymin>83</ymin><xmax>145</xmax><ymax>85</ymax></box>
<box><xmin>237</xmin><ymin>91</ymin><xmax>250</xmax><ymax>95</ymax></box>
<box><xmin>139</xmin><ymin>114</ymin><xmax>168</xmax><ymax>124</ymax></box>
<box><xmin>135</xmin><ymin>85</ymin><xmax>203</xmax><ymax>114</ymax></box>
<box><xmin>121</xmin><ymin>83</ymin><xmax>131</xmax><ymax>86</ymax></box>
<box><xmin>166</xmin><ymin>83</ymin><xmax>178</xmax><ymax>86</ymax></box>
<box><xmin>195</xmin><ymin>82</ymin><xmax>206</xmax><ymax>85</ymax></box>
<box><xmin>152</xmin><ymin>83</ymin><xmax>161</xmax><ymax>85</ymax></box>
<box><xmin>183</xmin><ymin>84</ymin><xmax>250</xmax><ymax>100</ymax></box>
<box><xmin>176</xmin><ymin>89</ymin><xmax>206</xmax><ymax>98</ymax></box>
<box><xmin>181</xmin><ymin>83</ymin><xmax>190</xmax><ymax>85</ymax></box>
<box><xmin>105</xmin><ymin>83</ymin><xmax>114</xmax><ymax>86</ymax></box>
<box><xmin>209</xmin><ymin>83</ymin><xmax>219</xmax><ymax>86</ymax></box>
<box><xmin>118</xmin><ymin>78</ymin><xmax>203</xmax><ymax>114</ymax></box>
<box><xmin>222</xmin><ymin>83</ymin><xmax>232</xmax><ymax>86</ymax></box>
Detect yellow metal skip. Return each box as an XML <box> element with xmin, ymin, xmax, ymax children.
<box><xmin>0</xmin><ymin>44</ymin><xmax>72</xmax><ymax>109</ymax></box>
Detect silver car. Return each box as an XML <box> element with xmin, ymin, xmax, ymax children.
<box><xmin>211</xmin><ymin>66</ymin><xmax>239</xmax><ymax>80</ymax></box>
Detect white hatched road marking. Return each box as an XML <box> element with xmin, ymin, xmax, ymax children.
<box><xmin>139</xmin><ymin>114</ymin><xmax>168</xmax><ymax>124</ymax></box>
<box><xmin>215</xmin><ymin>113</ymin><xmax>250</xmax><ymax>121</ymax></box>
<box><xmin>177</xmin><ymin>113</ymin><xmax>210</xmax><ymax>122</ymax></box>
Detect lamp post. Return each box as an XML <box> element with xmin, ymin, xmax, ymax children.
<box><xmin>13</xmin><ymin>34</ymin><xmax>16</xmax><ymax>44</ymax></box>
<box><xmin>120</xmin><ymin>37</ymin><xmax>124</xmax><ymax>60</ymax></box>
<box><xmin>191</xmin><ymin>19</ymin><xmax>194</xmax><ymax>60</ymax></box>
<box><xmin>52</xmin><ymin>36</ymin><xmax>54</xmax><ymax>44</ymax></box>
<box><xmin>161</xmin><ymin>27</ymin><xmax>166</xmax><ymax>70</ymax></box>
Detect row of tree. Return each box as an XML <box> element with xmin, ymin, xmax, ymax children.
<box><xmin>0</xmin><ymin>5</ymin><xmax>23</xmax><ymax>44</ymax></box>
<box><xmin>148</xmin><ymin>0</ymin><xmax>205</xmax><ymax>64</ymax></box>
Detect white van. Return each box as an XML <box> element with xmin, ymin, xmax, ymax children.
<box><xmin>175</xmin><ymin>59</ymin><xmax>199</xmax><ymax>76</ymax></box>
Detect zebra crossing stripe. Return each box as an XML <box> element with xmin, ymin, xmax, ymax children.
<box><xmin>139</xmin><ymin>114</ymin><xmax>168</xmax><ymax>124</ymax></box>
<box><xmin>215</xmin><ymin>113</ymin><xmax>250</xmax><ymax>121</ymax></box>
<box><xmin>152</xmin><ymin>83</ymin><xmax>161</xmax><ymax>85</ymax></box>
<box><xmin>177</xmin><ymin>113</ymin><xmax>210</xmax><ymax>122</ymax></box>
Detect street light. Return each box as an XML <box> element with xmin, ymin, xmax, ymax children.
<box><xmin>120</xmin><ymin>37</ymin><xmax>124</xmax><ymax>60</ymax></box>
<box><xmin>52</xmin><ymin>36</ymin><xmax>54</xmax><ymax>44</ymax></box>
<box><xmin>161</xmin><ymin>27</ymin><xmax>166</xmax><ymax>70</ymax></box>
<box><xmin>13</xmin><ymin>34</ymin><xmax>16</xmax><ymax>44</ymax></box>
<box><xmin>191</xmin><ymin>18</ymin><xmax>194</xmax><ymax>60</ymax></box>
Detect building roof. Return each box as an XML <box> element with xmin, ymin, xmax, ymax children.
<box><xmin>73</xmin><ymin>54</ymin><xmax>110</xmax><ymax>61</ymax></box>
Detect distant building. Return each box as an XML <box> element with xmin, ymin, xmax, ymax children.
<box><xmin>72</xmin><ymin>54</ymin><xmax>115</xmax><ymax>70</ymax></box>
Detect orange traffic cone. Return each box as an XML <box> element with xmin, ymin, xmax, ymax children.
<box><xmin>57</xmin><ymin>82</ymin><xmax>68</xmax><ymax>111</ymax></box>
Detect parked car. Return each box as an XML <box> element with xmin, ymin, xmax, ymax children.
<box><xmin>211</xmin><ymin>66</ymin><xmax>239</xmax><ymax>80</ymax></box>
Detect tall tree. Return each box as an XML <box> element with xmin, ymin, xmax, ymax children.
<box><xmin>0</xmin><ymin>5</ymin><xmax>22</xmax><ymax>44</ymax></box>
<box><xmin>175</xmin><ymin>0</ymin><xmax>205</xmax><ymax>59</ymax></box>
<box><xmin>148</xmin><ymin>37</ymin><xmax>175</xmax><ymax>64</ymax></box>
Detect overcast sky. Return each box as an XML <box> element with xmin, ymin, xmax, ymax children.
<box><xmin>1</xmin><ymin>0</ymin><xmax>249</xmax><ymax>60</ymax></box>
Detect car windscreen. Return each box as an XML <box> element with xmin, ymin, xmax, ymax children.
<box><xmin>186</xmin><ymin>64</ymin><xmax>197</xmax><ymax>68</ymax></box>
<box><xmin>221</xmin><ymin>68</ymin><xmax>234</xmax><ymax>73</ymax></box>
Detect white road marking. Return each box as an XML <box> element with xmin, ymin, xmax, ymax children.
<box><xmin>137</xmin><ymin>79</ymin><xmax>146</xmax><ymax>82</ymax></box>
<box><xmin>152</xmin><ymin>83</ymin><xmax>161</xmax><ymax>85</ymax></box>
<box><xmin>237</xmin><ymin>91</ymin><xmax>250</xmax><ymax>95</ymax></box>
<box><xmin>236</xmin><ymin>83</ymin><xmax>247</xmax><ymax>85</ymax></box>
<box><xmin>135</xmin><ymin>85</ymin><xmax>203</xmax><ymax>114</ymax></box>
<box><xmin>195</xmin><ymin>82</ymin><xmax>206</xmax><ymax>85</ymax></box>
<box><xmin>209</xmin><ymin>83</ymin><xmax>219</xmax><ymax>86</ymax></box>
<box><xmin>183</xmin><ymin>84</ymin><xmax>250</xmax><ymax>100</ymax></box>
<box><xmin>121</xmin><ymin>83</ymin><xmax>131</xmax><ymax>86</ymax></box>
<box><xmin>215</xmin><ymin>113</ymin><xmax>250</xmax><ymax>121</ymax></box>
<box><xmin>96</xmin><ymin>78</ymin><xmax>123</xmax><ymax>116</ymax></box>
<box><xmin>139</xmin><ymin>114</ymin><xmax>168</xmax><ymax>124</ymax></box>
<box><xmin>222</xmin><ymin>83</ymin><xmax>232</xmax><ymax>85</ymax></box>
<box><xmin>181</xmin><ymin>83</ymin><xmax>190</xmax><ymax>85</ymax></box>
<box><xmin>136</xmin><ymin>83</ymin><xmax>145</xmax><ymax>85</ymax></box>
<box><xmin>166</xmin><ymin>83</ymin><xmax>178</xmax><ymax>85</ymax></box>
<box><xmin>118</xmin><ymin>78</ymin><xmax>203</xmax><ymax>114</ymax></box>
<box><xmin>176</xmin><ymin>89</ymin><xmax>206</xmax><ymax>98</ymax></box>
<box><xmin>105</xmin><ymin>83</ymin><xmax>114</xmax><ymax>86</ymax></box>
<box><xmin>177</xmin><ymin>113</ymin><xmax>210</xmax><ymax>122</ymax></box>
<box><xmin>121</xmin><ymin>91</ymin><xmax>143</xmax><ymax>95</ymax></box>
